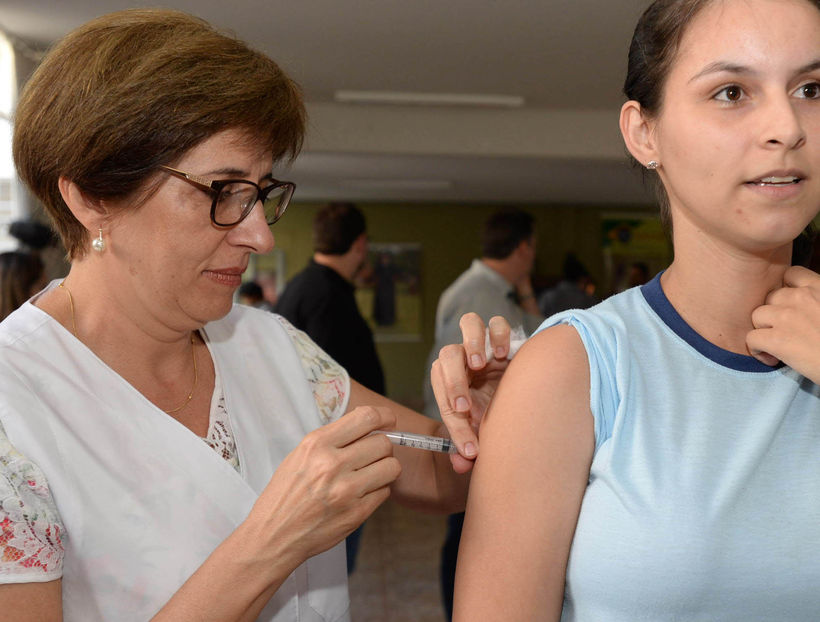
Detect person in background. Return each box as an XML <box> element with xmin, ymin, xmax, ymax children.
<box><xmin>538</xmin><ymin>252</ymin><xmax>599</xmax><ymax>317</ymax></box>
<box><xmin>7</xmin><ymin>218</ymin><xmax>65</xmax><ymax>290</ymax></box>
<box><xmin>423</xmin><ymin>208</ymin><xmax>543</xmax><ymax>419</ymax></box>
<box><xmin>626</xmin><ymin>260</ymin><xmax>651</xmax><ymax>288</ymax></box>
<box><xmin>0</xmin><ymin>251</ymin><xmax>45</xmax><ymax>320</ymax></box>
<box><xmin>255</xmin><ymin>270</ymin><xmax>279</xmax><ymax>308</ymax></box>
<box><xmin>276</xmin><ymin>202</ymin><xmax>385</xmax><ymax>399</ymax></box>
<box><xmin>453</xmin><ymin>0</ymin><xmax>820</xmax><ymax>619</ymax></box>
<box><xmin>422</xmin><ymin>208</ymin><xmax>543</xmax><ymax>621</ymax></box>
<box><xmin>8</xmin><ymin>219</ymin><xmax>56</xmax><ymax>254</ymax></box>
<box><xmin>238</xmin><ymin>280</ymin><xmax>273</xmax><ymax>311</ymax></box>
<box><xmin>0</xmin><ymin>11</ymin><xmax>495</xmax><ymax>621</ymax></box>
<box><xmin>275</xmin><ymin>201</ymin><xmax>383</xmax><ymax>574</ymax></box>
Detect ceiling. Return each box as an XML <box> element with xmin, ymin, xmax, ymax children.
<box><xmin>0</xmin><ymin>0</ymin><xmax>657</xmax><ymax>206</ymax></box>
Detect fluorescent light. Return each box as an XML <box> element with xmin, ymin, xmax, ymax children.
<box><xmin>334</xmin><ymin>90</ymin><xmax>525</xmax><ymax>108</ymax></box>
<box><xmin>340</xmin><ymin>178</ymin><xmax>453</xmax><ymax>190</ymax></box>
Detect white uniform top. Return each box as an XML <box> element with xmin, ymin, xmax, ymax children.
<box><xmin>0</xmin><ymin>295</ymin><xmax>351</xmax><ymax>622</ymax></box>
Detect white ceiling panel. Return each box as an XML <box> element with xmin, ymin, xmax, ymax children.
<box><xmin>0</xmin><ymin>0</ymin><xmax>657</xmax><ymax>206</ymax></box>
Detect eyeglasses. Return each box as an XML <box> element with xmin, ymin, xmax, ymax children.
<box><xmin>160</xmin><ymin>165</ymin><xmax>296</xmax><ymax>228</ymax></box>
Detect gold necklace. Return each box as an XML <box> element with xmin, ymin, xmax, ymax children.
<box><xmin>58</xmin><ymin>281</ymin><xmax>77</xmax><ymax>337</ymax></box>
<box><xmin>59</xmin><ymin>281</ymin><xmax>198</xmax><ymax>414</ymax></box>
<box><xmin>164</xmin><ymin>335</ymin><xmax>198</xmax><ymax>415</ymax></box>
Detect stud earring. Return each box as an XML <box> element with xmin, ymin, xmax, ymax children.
<box><xmin>646</xmin><ymin>160</ymin><xmax>660</xmax><ymax>170</ymax></box>
<box><xmin>91</xmin><ymin>228</ymin><xmax>106</xmax><ymax>253</ymax></box>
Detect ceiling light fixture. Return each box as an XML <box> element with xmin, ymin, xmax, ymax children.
<box><xmin>334</xmin><ymin>90</ymin><xmax>525</xmax><ymax>108</ymax></box>
<box><xmin>340</xmin><ymin>179</ymin><xmax>453</xmax><ymax>190</ymax></box>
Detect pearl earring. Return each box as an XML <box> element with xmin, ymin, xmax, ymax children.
<box><xmin>92</xmin><ymin>228</ymin><xmax>106</xmax><ymax>252</ymax></box>
<box><xmin>646</xmin><ymin>160</ymin><xmax>660</xmax><ymax>170</ymax></box>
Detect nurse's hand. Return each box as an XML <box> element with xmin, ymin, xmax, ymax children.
<box><xmin>748</xmin><ymin>266</ymin><xmax>820</xmax><ymax>384</ymax></box>
<box><xmin>431</xmin><ymin>313</ymin><xmax>513</xmax><ymax>472</ymax></box>
<box><xmin>247</xmin><ymin>406</ymin><xmax>400</xmax><ymax>566</ymax></box>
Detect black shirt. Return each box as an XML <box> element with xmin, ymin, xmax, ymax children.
<box><xmin>275</xmin><ymin>260</ymin><xmax>386</xmax><ymax>395</ymax></box>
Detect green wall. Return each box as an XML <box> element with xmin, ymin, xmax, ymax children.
<box><xmin>269</xmin><ymin>201</ymin><xmax>660</xmax><ymax>411</ymax></box>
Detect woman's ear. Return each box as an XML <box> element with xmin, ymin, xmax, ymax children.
<box><xmin>619</xmin><ymin>100</ymin><xmax>659</xmax><ymax>168</ymax></box>
<box><xmin>58</xmin><ymin>177</ymin><xmax>108</xmax><ymax>232</ymax></box>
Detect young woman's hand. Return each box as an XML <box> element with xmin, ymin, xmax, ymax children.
<box><xmin>748</xmin><ymin>266</ymin><xmax>820</xmax><ymax>384</ymax></box>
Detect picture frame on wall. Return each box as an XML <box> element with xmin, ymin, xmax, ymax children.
<box><xmin>601</xmin><ymin>212</ymin><xmax>672</xmax><ymax>295</ymax></box>
<box><xmin>354</xmin><ymin>242</ymin><xmax>422</xmax><ymax>342</ymax></box>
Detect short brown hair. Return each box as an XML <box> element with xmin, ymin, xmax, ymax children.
<box><xmin>0</xmin><ymin>251</ymin><xmax>44</xmax><ymax>321</ymax></box>
<box><xmin>482</xmin><ymin>209</ymin><xmax>534</xmax><ymax>260</ymax></box>
<box><xmin>313</xmin><ymin>203</ymin><xmax>366</xmax><ymax>255</ymax></box>
<box><xmin>13</xmin><ymin>9</ymin><xmax>306</xmax><ymax>259</ymax></box>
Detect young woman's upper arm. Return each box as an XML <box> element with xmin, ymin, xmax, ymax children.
<box><xmin>453</xmin><ymin>324</ymin><xmax>594</xmax><ymax>622</ymax></box>
<box><xmin>0</xmin><ymin>579</ymin><xmax>62</xmax><ymax>622</ymax></box>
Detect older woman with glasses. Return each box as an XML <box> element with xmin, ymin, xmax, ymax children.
<box><xmin>0</xmin><ymin>10</ymin><xmax>505</xmax><ymax>622</ymax></box>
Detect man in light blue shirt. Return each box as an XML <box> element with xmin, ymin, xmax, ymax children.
<box><xmin>423</xmin><ymin>210</ymin><xmax>543</xmax><ymax>419</ymax></box>
<box><xmin>423</xmin><ymin>209</ymin><xmax>543</xmax><ymax>621</ymax></box>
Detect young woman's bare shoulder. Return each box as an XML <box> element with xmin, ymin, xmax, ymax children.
<box><xmin>497</xmin><ymin>323</ymin><xmax>589</xmax><ymax>402</ymax></box>
<box><xmin>478</xmin><ymin>322</ymin><xmax>592</xmax><ymax>455</ymax></box>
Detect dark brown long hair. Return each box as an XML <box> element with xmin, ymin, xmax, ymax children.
<box><xmin>623</xmin><ymin>0</ymin><xmax>820</xmax><ymax>235</ymax></box>
<box><xmin>0</xmin><ymin>252</ymin><xmax>44</xmax><ymax>321</ymax></box>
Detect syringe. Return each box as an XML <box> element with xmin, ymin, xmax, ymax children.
<box><xmin>375</xmin><ymin>431</ymin><xmax>458</xmax><ymax>454</ymax></box>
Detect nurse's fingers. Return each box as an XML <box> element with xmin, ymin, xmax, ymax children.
<box><xmin>431</xmin><ymin>355</ymin><xmax>479</xmax><ymax>459</ymax></box>
<box><xmin>434</xmin><ymin>344</ymin><xmax>472</xmax><ymax>415</ymax></box>
<box><xmin>459</xmin><ymin>312</ymin><xmax>488</xmax><ymax>370</ymax></box>
<box><xmin>322</xmin><ymin>406</ymin><xmax>397</xmax><ymax>449</ymax></box>
<box><xmin>487</xmin><ymin>316</ymin><xmax>511</xmax><ymax>360</ymax></box>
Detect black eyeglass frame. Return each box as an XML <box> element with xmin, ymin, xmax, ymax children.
<box><xmin>160</xmin><ymin>165</ymin><xmax>296</xmax><ymax>227</ymax></box>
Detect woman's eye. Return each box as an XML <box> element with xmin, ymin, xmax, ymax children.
<box><xmin>219</xmin><ymin>184</ymin><xmax>244</xmax><ymax>198</ymax></box>
<box><xmin>714</xmin><ymin>85</ymin><xmax>744</xmax><ymax>102</ymax></box>
<box><xmin>794</xmin><ymin>81</ymin><xmax>820</xmax><ymax>100</ymax></box>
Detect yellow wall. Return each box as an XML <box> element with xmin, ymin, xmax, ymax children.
<box><xmin>269</xmin><ymin>201</ymin><xmax>661</xmax><ymax>410</ymax></box>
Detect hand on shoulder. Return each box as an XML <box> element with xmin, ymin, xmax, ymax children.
<box><xmin>748</xmin><ymin>266</ymin><xmax>820</xmax><ymax>383</ymax></box>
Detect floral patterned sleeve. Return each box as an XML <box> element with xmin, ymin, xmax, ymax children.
<box><xmin>0</xmin><ymin>421</ymin><xmax>64</xmax><ymax>582</ymax></box>
<box><xmin>275</xmin><ymin>316</ymin><xmax>350</xmax><ymax>424</ymax></box>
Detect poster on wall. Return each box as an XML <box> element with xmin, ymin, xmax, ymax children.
<box><xmin>601</xmin><ymin>213</ymin><xmax>672</xmax><ymax>295</ymax></box>
<box><xmin>354</xmin><ymin>242</ymin><xmax>422</xmax><ymax>342</ymax></box>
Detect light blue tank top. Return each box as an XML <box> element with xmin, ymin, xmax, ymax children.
<box><xmin>540</xmin><ymin>274</ymin><xmax>820</xmax><ymax>621</ymax></box>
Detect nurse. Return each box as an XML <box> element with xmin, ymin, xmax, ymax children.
<box><xmin>0</xmin><ymin>9</ymin><xmax>505</xmax><ymax>621</ymax></box>
<box><xmin>452</xmin><ymin>0</ymin><xmax>820</xmax><ymax>619</ymax></box>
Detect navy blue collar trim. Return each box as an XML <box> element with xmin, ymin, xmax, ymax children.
<box><xmin>640</xmin><ymin>272</ymin><xmax>779</xmax><ymax>373</ymax></box>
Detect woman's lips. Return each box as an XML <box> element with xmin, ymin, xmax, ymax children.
<box><xmin>746</xmin><ymin>175</ymin><xmax>800</xmax><ymax>186</ymax></box>
<box><xmin>203</xmin><ymin>269</ymin><xmax>244</xmax><ymax>286</ymax></box>
<box><xmin>742</xmin><ymin>176</ymin><xmax>805</xmax><ymax>200</ymax></box>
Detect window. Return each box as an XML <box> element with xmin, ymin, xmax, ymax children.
<box><xmin>0</xmin><ymin>31</ymin><xmax>21</xmax><ymax>252</ymax></box>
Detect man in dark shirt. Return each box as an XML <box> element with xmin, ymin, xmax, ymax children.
<box><xmin>276</xmin><ymin>202</ymin><xmax>385</xmax><ymax>396</ymax></box>
<box><xmin>275</xmin><ymin>203</ymin><xmax>384</xmax><ymax>574</ymax></box>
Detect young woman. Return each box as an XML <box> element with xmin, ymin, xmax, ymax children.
<box><xmin>452</xmin><ymin>0</ymin><xmax>820</xmax><ymax>619</ymax></box>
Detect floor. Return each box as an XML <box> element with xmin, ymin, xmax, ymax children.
<box><xmin>348</xmin><ymin>500</ymin><xmax>449</xmax><ymax>622</ymax></box>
